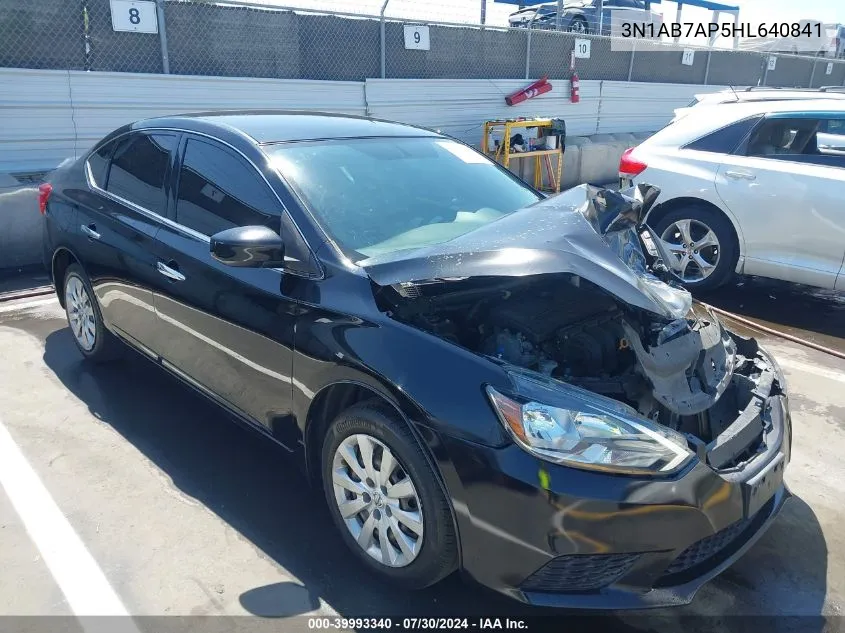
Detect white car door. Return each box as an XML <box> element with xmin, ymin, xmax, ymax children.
<box><xmin>715</xmin><ymin>113</ymin><xmax>845</xmax><ymax>289</ymax></box>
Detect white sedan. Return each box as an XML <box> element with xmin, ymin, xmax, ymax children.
<box><xmin>620</xmin><ymin>99</ymin><xmax>845</xmax><ymax>291</ymax></box>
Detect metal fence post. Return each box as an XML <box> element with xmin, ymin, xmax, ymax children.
<box><xmin>380</xmin><ymin>0</ymin><xmax>390</xmax><ymax>79</ymax></box>
<box><xmin>525</xmin><ymin>14</ymin><xmax>537</xmax><ymax>79</ymax></box>
<box><xmin>82</xmin><ymin>0</ymin><xmax>92</xmax><ymax>72</ymax></box>
<box><xmin>627</xmin><ymin>39</ymin><xmax>636</xmax><ymax>82</ymax></box>
<box><xmin>156</xmin><ymin>0</ymin><xmax>170</xmax><ymax>74</ymax></box>
<box><xmin>808</xmin><ymin>59</ymin><xmax>817</xmax><ymax>89</ymax></box>
<box><xmin>704</xmin><ymin>48</ymin><xmax>711</xmax><ymax>85</ymax></box>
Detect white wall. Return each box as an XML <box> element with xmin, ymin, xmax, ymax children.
<box><xmin>0</xmin><ymin>67</ymin><xmax>725</xmax><ymax>175</ymax></box>
<box><xmin>364</xmin><ymin>78</ymin><xmax>602</xmax><ymax>144</ymax></box>
<box><xmin>0</xmin><ymin>69</ymin><xmax>367</xmax><ymax>174</ymax></box>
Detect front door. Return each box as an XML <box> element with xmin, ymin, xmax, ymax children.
<box><xmin>151</xmin><ymin>135</ymin><xmax>299</xmax><ymax>444</ymax></box>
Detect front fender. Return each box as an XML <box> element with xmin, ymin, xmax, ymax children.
<box><xmin>291</xmin><ymin>309</ymin><xmax>512</xmax><ymax>449</ymax></box>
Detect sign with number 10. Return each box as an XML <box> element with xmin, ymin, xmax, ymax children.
<box><xmin>110</xmin><ymin>0</ymin><xmax>158</xmax><ymax>33</ymax></box>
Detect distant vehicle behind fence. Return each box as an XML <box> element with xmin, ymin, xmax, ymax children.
<box><xmin>508</xmin><ymin>0</ymin><xmax>662</xmax><ymax>37</ymax></box>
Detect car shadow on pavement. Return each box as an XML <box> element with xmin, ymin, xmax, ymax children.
<box><xmin>41</xmin><ymin>327</ymin><xmax>830</xmax><ymax>631</ymax></box>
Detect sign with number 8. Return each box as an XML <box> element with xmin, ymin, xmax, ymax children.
<box><xmin>110</xmin><ymin>0</ymin><xmax>158</xmax><ymax>33</ymax></box>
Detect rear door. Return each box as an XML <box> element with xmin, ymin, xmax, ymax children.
<box><xmin>78</xmin><ymin>131</ymin><xmax>178</xmax><ymax>354</ymax></box>
<box><xmin>151</xmin><ymin>135</ymin><xmax>305</xmax><ymax>444</ymax></box>
<box><xmin>715</xmin><ymin>113</ymin><xmax>845</xmax><ymax>289</ymax></box>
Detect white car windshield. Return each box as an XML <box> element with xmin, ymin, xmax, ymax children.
<box><xmin>266</xmin><ymin>137</ymin><xmax>541</xmax><ymax>260</ymax></box>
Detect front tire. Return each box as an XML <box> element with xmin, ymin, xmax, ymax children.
<box><xmin>63</xmin><ymin>264</ymin><xmax>123</xmax><ymax>363</ymax></box>
<box><xmin>321</xmin><ymin>400</ymin><xmax>457</xmax><ymax>589</ymax></box>
<box><xmin>652</xmin><ymin>205</ymin><xmax>738</xmax><ymax>292</ymax></box>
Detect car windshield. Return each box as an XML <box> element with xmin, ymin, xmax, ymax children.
<box><xmin>265</xmin><ymin>137</ymin><xmax>541</xmax><ymax>260</ymax></box>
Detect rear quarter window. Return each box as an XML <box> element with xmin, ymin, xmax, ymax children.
<box><xmin>684</xmin><ymin>116</ymin><xmax>762</xmax><ymax>154</ymax></box>
<box><xmin>87</xmin><ymin>141</ymin><xmax>115</xmax><ymax>188</ymax></box>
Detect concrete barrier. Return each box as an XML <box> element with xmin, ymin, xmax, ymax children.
<box><xmin>0</xmin><ymin>174</ymin><xmax>42</xmax><ymax>270</ymax></box>
<box><xmin>507</xmin><ymin>131</ymin><xmax>652</xmax><ymax>191</ymax></box>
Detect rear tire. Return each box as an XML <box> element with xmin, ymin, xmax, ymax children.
<box><xmin>63</xmin><ymin>264</ymin><xmax>123</xmax><ymax>363</ymax></box>
<box><xmin>321</xmin><ymin>400</ymin><xmax>457</xmax><ymax>589</ymax></box>
<box><xmin>653</xmin><ymin>204</ymin><xmax>738</xmax><ymax>292</ymax></box>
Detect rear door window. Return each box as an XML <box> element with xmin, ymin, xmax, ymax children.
<box><xmin>106</xmin><ymin>133</ymin><xmax>178</xmax><ymax>213</ymax></box>
<box><xmin>745</xmin><ymin>118</ymin><xmax>812</xmax><ymax>157</ymax></box>
<box><xmin>743</xmin><ymin>116</ymin><xmax>845</xmax><ymax>168</ymax></box>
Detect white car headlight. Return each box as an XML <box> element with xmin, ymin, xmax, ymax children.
<box><xmin>487</xmin><ymin>386</ymin><xmax>693</xmax><ymax>475</ymax></box>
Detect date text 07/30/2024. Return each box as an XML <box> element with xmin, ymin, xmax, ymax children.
<box><xmin>307</xmin><ymin>618</ymin><xmax>529</xmax><ymax>631</ymax></box>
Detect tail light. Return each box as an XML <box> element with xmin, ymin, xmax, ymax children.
<box><xmin>38</xmin><ymin>183</ymin><xmax>53</xmax><ymax>215</ymax></box>
<box><xmin>619</xmin><ymin>147</ymin><xmax>647</xmax><ymax>177</ymax></box>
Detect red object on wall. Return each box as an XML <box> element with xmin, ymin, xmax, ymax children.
<box><xmin>505</xmin><ymin>76</ymin><xmax>552</xmax><ymax>106</ymax></box>
<box><xmin>570</xmin><ymin>70</ymin><xmax>580</xmax><ymax>103</ymax></box>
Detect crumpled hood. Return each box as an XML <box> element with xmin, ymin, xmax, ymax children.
<box><xmin>360</xmin><ymin>184</ymin><xmax>685</xmax><ymax>319</ymax></box>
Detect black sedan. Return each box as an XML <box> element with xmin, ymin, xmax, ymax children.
<box><xmin>40</xmin><ymin>112</ymin><xmax>791</xmax><ymax>608</ymax></box>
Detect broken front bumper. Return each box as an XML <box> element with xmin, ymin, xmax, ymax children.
<box><xmin>436</xmin><ymin>340</ymin><xmax>791</xmax><ymax>609</ymax></box>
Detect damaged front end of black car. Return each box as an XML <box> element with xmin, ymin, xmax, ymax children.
<box><xmin>361</xmin><ymin>183</ymin><xmax>792</xmax><ymax>607</ymax></box>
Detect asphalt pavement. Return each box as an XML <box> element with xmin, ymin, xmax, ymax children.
<box><xmin>1</xmin><ymin>275</ymin><xmax>844</xmax><ymax>633</ymax></box>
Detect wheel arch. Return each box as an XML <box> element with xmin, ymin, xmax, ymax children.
<box><xmin>50</xmin><ymin>247</ymin><xmax>82</xmax><ymax>308</ymax></box>
<box><xmin>566</xmin><ymin>11</ymin><xmax>589</xmax><ymax>30</ymax></box>
<box><xmin>646</xmin><ymin>196</ymin><xmax>745</xmax><ymax>266</ymax></box>
<box><xmin>305</xmin><ymin>381</ymin><xmax>392</xmax><ymax>483</ymax></box>
<box><xmin>304</xmin><ymin>379</ymin><xmax>464</xmax><ymax>565</ymax></box>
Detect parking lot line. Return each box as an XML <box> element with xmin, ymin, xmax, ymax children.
<box><xmin>0</xmin><ymin>416</ymin><xmax>133</xmax><ymax>619</ymax></box>
<box><xmin>0</xmin><ymin>297</ymin><xmax>57</xmax><ymax>314</ymax></box>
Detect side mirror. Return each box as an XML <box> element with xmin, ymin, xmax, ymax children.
<box><xmin>210</xmin><ymin>225</ymin><xmax>285</xmax><ymax>268</ymax></box>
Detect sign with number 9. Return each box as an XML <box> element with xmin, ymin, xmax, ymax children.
<box><xmin>404</xmin><ymin>25</ymin><xmax>431</xmax><ymax>50</ymax></box>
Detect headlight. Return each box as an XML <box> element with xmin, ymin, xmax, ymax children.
<box><xmin>486</xmin><ymin>386</ymin><xmax>693</xmax><ymax>475</ymax></box>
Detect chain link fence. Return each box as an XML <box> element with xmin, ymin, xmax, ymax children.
<box><xmin>2</xmin><ymin>0</ymin><xmax>845</xmax><ymax>87</ymax></box>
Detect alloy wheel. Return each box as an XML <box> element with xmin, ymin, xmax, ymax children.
<box><xmin>331</xmin><ymin>433</ymin><xmax>424</xmax><ymax>568</ymax></box>
<box><xmin>659</xmin><ymin>218</ymin><xmax>721</xmax><ymax>283</ymax></box>
<box><xmin>66</xmin><ymin>275</ymin><xmax>97</xmax><ymax>351</ymax></box>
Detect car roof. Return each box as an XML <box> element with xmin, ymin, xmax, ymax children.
<box><xmin>705</xmin><ymin>98</ymin><xmax>845</xmax><ymax>116</ymax></box>
<box><xmin>645</xmin><ymin>98</ymin><xmax>845</xmax><ymax>148</ymax></box>
<box><xmin>696</xmin><ymin>89</ymin><xmax>845</xmax><ymax>104</ymax></box>
<box><xmin>132</xmin><ymin>110</ymin><xmax>440</xmax><ymax>144</ymax></box>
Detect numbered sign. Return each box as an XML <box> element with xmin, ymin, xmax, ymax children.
<box><xmin>574</xmin><ymin>38</ymin><xmax>591</xmax><ymax>59</ymax></box>
<box><xmin>110</xmin><ymin>0</ymin><xmax>158</xmax><ymax>33</ymax></box>
<box><xmin>681</xmin><ymin>49</ymin><xmax>694</xmax><ymax>66</ymax></box>
<box><xmin>826</xmin><ymin>62</ymin><xmax>834</xmax><ymax>75</ymax></box>
<box><xmin>767</xmin><ymin>56</ymin><xmax>777</xmax><ymax>71</ymax></box>
<box><xmin>403</xmin><ymin>25</ymin><xmax>430</xmax><ymax>50</ymax></box>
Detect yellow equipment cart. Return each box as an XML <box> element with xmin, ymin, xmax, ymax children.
<box><xmin>481</xmin><ymin>118</ymin><xmax>563</xmax><ymax>193</ymax></box>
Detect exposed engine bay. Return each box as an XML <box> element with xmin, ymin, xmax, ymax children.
<box><xmin>377</xmin><ymin>273</ymin><xmax>783</xmax><ymax>469</ymax></box>
<box><xmin>366</xmin><ymin>184</ymin><xmax>784</xmax><ymax>471</ymax></box>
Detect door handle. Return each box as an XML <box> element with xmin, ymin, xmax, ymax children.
<box><xmin>157</xmin><ymin>261</ymin><xmax>186</xmax><ymax>282</ymax></box>
<box><xmin>724</xmin><ymin>170</ymin><xmax>756</xmax><ymax>181</ymax></box>
<box><xmin>81</xmin><ymin>224</ymin><xmax>101</xmax><ymax>240</ymax></box>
